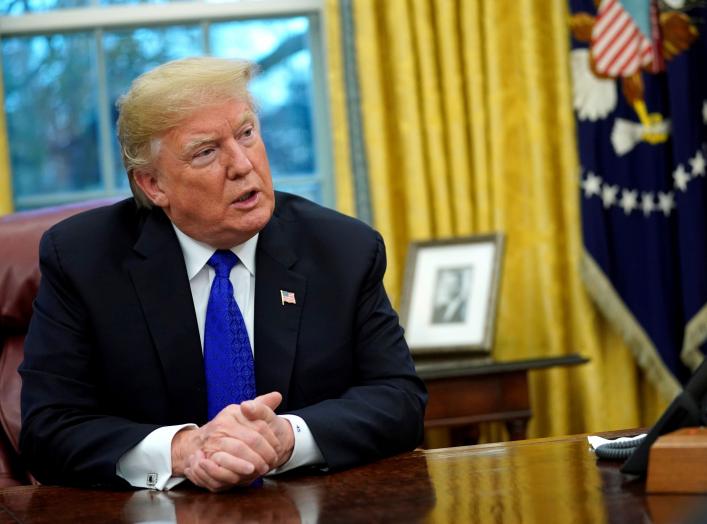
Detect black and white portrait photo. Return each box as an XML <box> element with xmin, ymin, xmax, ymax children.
<box><xmin>400</xmin><ymin>234</ymin><xmax>504</xmax><ymax>354</ymax></box>
<box><xmin>430</xmin><ymin>266</ymin><xmax>473</xmax><ymax>324</ymax></box>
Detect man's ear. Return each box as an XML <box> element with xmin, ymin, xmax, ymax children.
<box><xmin>132</xmin><ymin>168</ymin><xmax>169</xmax><ymax>208</ymax></box>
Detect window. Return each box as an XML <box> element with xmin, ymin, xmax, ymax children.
<box><xmin>0</xmin><ymin>0</ymin><xmax>331</xmax><ymax>209</ymax></box>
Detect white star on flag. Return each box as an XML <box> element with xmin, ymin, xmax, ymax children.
<box><xmin>641</xmin><ymin>192</ymin><xmax>655</xmax><ymax>217</ymax></box>
<box><xmin>620</xmin><ymin>189</ymin><xmax>638</xmax><ymax>215</ymax></box>
<box><xmin>582</xmin><ymin>172</ymin><xmax>602</xmax><ymax>197</ymax></box>
<box><xmin>673</xmin><ymin>164</ymin><xmax>690</xmax><ymax>191</ymax></box>
<box><xmin>601</xmin><ymin>184</ymin><xmax>619</xmax><ymax>208</ymax></box>
<box><xmin>690</xmin><ymin>150</ymin><xmax>706</xmax><ymax>177</ymax></box>
<box><xmin>657</xmin><ymin>191</ymin><xmax>675</xmax><ymax>217</ymax></box>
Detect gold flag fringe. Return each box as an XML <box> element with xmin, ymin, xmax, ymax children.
<box><xmin>683</xmin><ymin>303</ymin><xmax>707</xmax><ymax>372</ymax></box>
<box><xmin>581</xmin><ymin>251</ymin><xmax>680</xmax><ymax>401</ymax></box>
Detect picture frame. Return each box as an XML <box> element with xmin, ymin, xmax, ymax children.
<box><xmin>399</xmin><ymin>233</ymin><xmax>505</xmax><ymax>355</ymax></box>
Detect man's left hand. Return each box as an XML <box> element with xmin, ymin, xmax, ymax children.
<box><xmin>240</xmin><ymin>392</ymin><xmax>295</xmax><ymax>468</ymax></box>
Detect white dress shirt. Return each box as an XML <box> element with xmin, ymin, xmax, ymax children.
<box><xmin>116</xmin><ymin>226</ymin><xmax>324</xmax><ymax>490</ymax></box>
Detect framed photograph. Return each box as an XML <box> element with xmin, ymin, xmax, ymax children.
<box><xmin>399</xmin><ymin>233</ymin><xmax>505</xmax><ymax>354</ymax></box>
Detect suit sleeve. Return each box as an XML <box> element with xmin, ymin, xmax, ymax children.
<box><xmin>290</xmin><ymin>234</ymin><xmax>428</xmax><ymax>470</ymax></box>
<box><xmin>19</xmin><ymin>229</ymin><xmax>159</xmax><ymax>488</ymax></box>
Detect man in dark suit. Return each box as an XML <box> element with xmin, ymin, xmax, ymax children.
<box><xmin>19</xmin><ymin>57</ymin><xmax>426</xmax><ymax>492</ymax></box>
<box><xmin>431</xmin><ymin>268</ymin><xmax>470</xmax><ymax>324</ymax></box>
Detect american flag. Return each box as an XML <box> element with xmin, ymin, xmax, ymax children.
<box><xmin>570</xmin><ymin>0</ymin><xmax>707</xmax><ymax>389</ymax></box>
<box><xmin>280</xmin><ymin>290</ymin><xmax>296</xmax><ymax>305</ymax></box>
<box><xmin>591</xmin><ymin>0</ymin><xmax>663</xmax><ymax>77</ymax></box>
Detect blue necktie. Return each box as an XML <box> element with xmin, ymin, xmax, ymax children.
<box><xmin>204</xmin><ymin>250</ymin><xmax>256</xmax><ymax>420</ymax></box>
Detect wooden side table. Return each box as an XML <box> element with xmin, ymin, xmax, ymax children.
<box><xmin>415</xmin><ymin>354</ymin><xmax>589</xmax><ymax>446</ymax></box>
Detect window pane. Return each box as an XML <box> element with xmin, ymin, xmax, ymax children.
<box><xmin>0</xmin><ymin>0</ymin><xmax>90</xmax><ymax>15</ymax></box>
<box><xmin>274</xmin><ymin>180</ymin><xmax>321</xmax><ymax>204</ymax></box>
<box><xmin>2</xmin><ymin>32</ymin><xmax>101</xmax><ymax>200</ymax></box>
<box><xmin>103</xmin><ymin>25</ymin><xmax>204</xmax><ymax>188</ymax></box>
<box><xmin>210</xmin><ymin>17</ymin><xmax>316</xmax><ymax>181</ymax></box>
<box><xmin>2</xmin><ymin>14</ymin><xmax>326</xmax><ymax>209</ymax></box>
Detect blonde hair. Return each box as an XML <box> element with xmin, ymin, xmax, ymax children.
<box><xmin>116</xmin><ymin>56</ymin><xmax>257</xmax><ymax>207</ymax></box>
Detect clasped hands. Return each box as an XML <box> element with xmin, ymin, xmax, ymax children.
<box><xmin>171</xmin><ymin>391</ymin><xmax>294</xmax><ymax>492</ymax></box>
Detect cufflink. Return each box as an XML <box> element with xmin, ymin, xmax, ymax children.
<box><xmin>147</xmin><ymin>472</ymin><xmax>159</xmax><ymax>489</ymax></box>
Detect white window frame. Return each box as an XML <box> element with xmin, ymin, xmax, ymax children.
<box><xmin>0</xmin><ymin>0</ymin><xmax>333</xmax><ymax>209</ymax></box>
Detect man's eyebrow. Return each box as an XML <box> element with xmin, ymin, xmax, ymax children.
<box><xmin>180</xmin><ymin>110</ymin><xmax>257</xmax><ymax>154</ymax></box>
<box><xmin>182</xmin><ymin>135</ymin><xmax>218</xmax><ymax>153</ymax></box>
<box><xmin>240</xmin><ymin>110</ymin><xmax>257</xmax><ymax>126</ymax></box>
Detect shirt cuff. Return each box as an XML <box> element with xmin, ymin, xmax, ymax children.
<box><xmin>268</xmin><ymin>414</ymin><xmax>325</xmax><ymax>475</ymax></box>
<box><xmin>116</xmin><ymin>424</ymin><xmax>197</xmax><ymax>491</ymax></box>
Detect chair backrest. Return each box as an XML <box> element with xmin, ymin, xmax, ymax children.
<box><xmin>0</xmin><ymin>199</ymin><xmax>118</xmax><ymax>486</ymax></box>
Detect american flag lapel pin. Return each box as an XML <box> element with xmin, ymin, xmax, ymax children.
<box><xmin>280</xmin><ymin>290</ymin><xmax>296</xmax><ymax>305</ymax></box>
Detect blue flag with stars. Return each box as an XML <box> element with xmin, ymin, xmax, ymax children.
<box><xmin>569</xmin><ymin>0</ymin><xmax>707</xmax><ymax>396</ymax></box>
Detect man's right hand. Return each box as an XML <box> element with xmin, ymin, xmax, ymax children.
<box><xmin>170</xmin><ymin>392</ymin><xmax>284</xmax><ymax>492</ymax></box>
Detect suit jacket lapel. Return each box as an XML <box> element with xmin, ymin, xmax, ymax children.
<box><xmin>254</xmin><ymin>212</ymin><xmax>305</xmax><ymax>411</ymax></box>
<box><xmin>126</xmin><ymin>208</ymin><xmax>206</xmax><ymax>422</ymax></box>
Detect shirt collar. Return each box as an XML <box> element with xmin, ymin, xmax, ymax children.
<box><xmin>172</xmin><ymin>224</ymin><xmax>258</xmax><ymax>280</ymax></box>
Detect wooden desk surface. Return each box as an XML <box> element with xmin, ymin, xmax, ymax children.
<box><xmin>2</xmin><ymin>432</ymin><xmax>706</xmax><ymax>523</ymax></box>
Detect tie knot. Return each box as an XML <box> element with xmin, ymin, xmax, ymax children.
<box><xmin>207</xmin><ymin>250</ymin><xmax>239</xmax><ymax>278</ymax></box>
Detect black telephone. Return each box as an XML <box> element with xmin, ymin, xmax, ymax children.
<box><xmin>621</xmin><ymin>358</ymin><xmax>707</xmax><ymax>476</ymax></box>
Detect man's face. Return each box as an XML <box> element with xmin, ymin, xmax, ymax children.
<box><xmin>436</xmin><ymin>270</ymin><xmax>462</xmax><ymax>304</ymax></box>
<box><xmin>137</xmin><ymin>99</ymin><xmax>275</xmax><ymax>248</ymax></box>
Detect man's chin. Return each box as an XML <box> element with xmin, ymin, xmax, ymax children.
<box><xmin>214</xmin><ymin>212</ymin><xmax>273</xmax><ymax>248</ymax></box>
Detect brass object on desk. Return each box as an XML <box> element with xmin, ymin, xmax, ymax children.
<box><xmin>647</xmin><ymin>427</ymin><xmax>707</xmax><ymax>494</ymax></box>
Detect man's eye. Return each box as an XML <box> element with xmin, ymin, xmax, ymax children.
<box><xmin>243</xmin><ymin>127</ymin><xmax>254</xmax><ymax>138</ymax></box>
<box><xmin>191</xmin><ymin>148</ymin><xmax>216</xmax><ymax>166</ymax></box>
<box><xmin>194</xmin><ymin>148</ymin><xmax>215</xmax><ymax>159</ymax></box>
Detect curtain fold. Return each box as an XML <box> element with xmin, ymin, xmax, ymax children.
<box><xmin>325</xmin><ymin>0</ymin><xmax>669</xmax><ymax>439</ymax></box>
<box><xmin>324</xmin><ymin>0</ymin><xmax>357</xmax><ymax>218</ymax></box>
<box><xmin>0</xmin><ymin>67</ymin><xmax>13</xmax><ymax>216</ymax></box>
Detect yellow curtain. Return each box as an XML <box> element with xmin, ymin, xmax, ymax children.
<box><xmin>0</xmin><ymin>67</ymin><xmax>13</xmax><ymax>216</ymax></box>
<box><xmin>324</xmin><ymin>0</ymin><xmax>669</xmax><ymax>439</ymax></box>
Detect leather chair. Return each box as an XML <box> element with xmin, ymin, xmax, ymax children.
<box><xmin>0</xmin><ymin>199</ymin><xmax>117</xmax><ymax>487</ymax></box>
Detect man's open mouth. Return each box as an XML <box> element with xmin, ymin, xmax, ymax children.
<box><xmin>235</xmin><ymin>191</ymin><xmax>256</xmax><ymax>203</ymax></box>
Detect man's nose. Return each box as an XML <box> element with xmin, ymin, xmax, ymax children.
<box><xmin>223</xmin><ymin>139</ymin><xmax>253</xmax><ymax>178</ymax></box>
